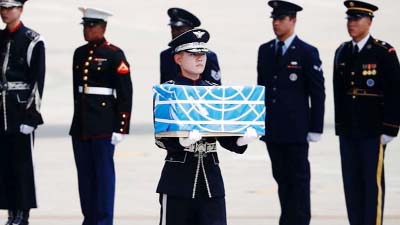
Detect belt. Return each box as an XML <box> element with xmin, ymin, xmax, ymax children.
<box><xmin>347</xmin><ymin>88</ymin><xmax>383</xmax><ymax>97</ymax></box>
<box><xmin>184</xmin><ymin>142</ymin><xmax>217</xmax><ymax>153</ymax></box>
<box><xmin>78</xmin><ymin>86</ymin><xmax>114</xmax><ymax>95</ymax></box>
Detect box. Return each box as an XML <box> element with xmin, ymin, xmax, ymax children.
<box><xmin>153</xmin><ymin>84</ymin><xmax>266</xmax><ymax>137</ymax></box>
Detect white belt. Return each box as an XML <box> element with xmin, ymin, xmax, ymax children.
<box><xmin>7</xmin><ymin>82</ymin><xmax>30</xmax><ymax>90</ymax></box>
<box><xmin>78</xmin><ymin>86</ymin><xmax>114</xmax><ymax>95</ymax></box>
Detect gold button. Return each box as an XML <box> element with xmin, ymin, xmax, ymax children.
<box><xmin>85</xmin><ymin>62</ymin><xmax>89</xmax><ymax>66</ymax></box>
<box><xmin>88</xmin><ymin>56</ymin><xmax>93</xmax><ymax>61</ymax></box>
<box><xmin>351</xmin><ymin>72</ymin><xmax>355</xmax><ymax>76</ymax></box>
<box><xmin>75</xmin><ymin>65</ymin><xmax>79</xmax><ymax>69</ymax></box>
<box><xmin>84</xmin><ymin>69</ymin><xmax>88</xmax><ymax>74</ymax></box>
<box><xmin>352</xmin><ymin>96</ymin><xmax>356</xmax><ymax>99</ymax></box>
<box><xmin>351</xmin><ymin>81</ymin><xmax>355</xmax><ymax>85</ymax></box>
<box><xmin>122</xmin><ymin>114</ymin><xmax>126</xmax><ymax>118</ymax></box>
<box><xmin>83</xmin><ymin>76</ymin><xmax>88</xmax><ymax>81</ymax></box>
<box><xmin>97</xmin><ymin>67</ymin><xmax>101</xmax><ymax>71</ymax></box>
<box><xmin>121</xmin><ymin>121</ymin><xmax>125</xmax><ymax>125</ymax></box>
<box><xmin>101</xmin><ymin>102</ymin><xmax>106</xmax><ymax>106</ymax></box>
<box><xmin>89</xmin><ymin>50</ymin><xmax>94</xmax><ymax>54</ymax></box>
<box><xmin>120</xmin><ymin>128</ymin><xmax>124</xmax><ymax>132</ymax></box>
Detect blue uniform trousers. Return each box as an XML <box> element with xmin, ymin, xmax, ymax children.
<box><xmin>72</xmin><ymin>137</ymin><xmax>115</xmax><ymax>225</ymax></box>
<box><xmin>266</xmin><ymin>142</ymin><xmax>311</xmax><ymax>225</ymax></box>
<box><xmin>339</xmin><ymin>136</ymin><xmax>385</xmax><ymax>225</ymax></box>
<box><xmin>159</xmin><ymin>194</ymin><xmax>227</xmax><ymax>225</ymax></box>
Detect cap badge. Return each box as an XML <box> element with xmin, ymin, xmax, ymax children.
<box><xmin>273</xmin><ymin>1</ymin><xmax>279</xmax><ymax>7</ymax></box>
<box><xmin>349</xmin><ymin>2</ymin><xmax>354</xmax><ymax>7</ymax></box>
<box><xmin>193</xmin><ymin>31</ymin><xmax>205</xmax><ymax>39</ymax></box>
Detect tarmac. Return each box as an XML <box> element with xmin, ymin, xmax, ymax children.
<box><xmin>1</xmin><ymin>0</ymin><xmax>400</xmax><ymax>224</ymax></box>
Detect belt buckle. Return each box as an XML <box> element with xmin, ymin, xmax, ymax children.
<box><xmin>196</xmin><ymin>142</ymin><xmax>206</xmax><ymax>153</ymax></box>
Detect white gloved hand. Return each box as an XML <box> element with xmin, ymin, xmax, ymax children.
<box><xmin>381</xmin><ymin>134</ymin><xmax>394</xmax><ymax>145</ymax></box>
<box><xmin>307</xmin><ymin>132</ymin><xmax>322</xmax><ymax>142</ymax></box>
<box><xmin>179</xmin><ymin>130</ymin><xmax>202</xmax><ymax>147</ymax></box>
<box><xmin>237</xmin><ymin>127</ymin><xmax>259</xmax><ymax>146</ymax></box>
<box><xmin>20</xmin><ymin>124</ymin><xmax>35</xmax><ymax>135</ymax></box>
<box><xmin>111</xmin><ymin>132</ymin><xmax>125</xmax><ymax>145</ymax></box>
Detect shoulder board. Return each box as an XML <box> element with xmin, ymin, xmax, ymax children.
<box><xmin>204</xmin><ymin>80</ymin><xmax>219</xmax><ymax>86</ymax></box>
<box><xmin>103</xmin><ymin>42</ymin><xmax>119</xmax><ymax>51</ymax></box>
<box><xmin>373</xmin><ymin>39</ymin><xmax>391</xmax><ymax>50</ymax></box>
<box><xmin>25</xmin><ymin>29</ymin><xmax>40</xmax><ymax>41</ymax></box>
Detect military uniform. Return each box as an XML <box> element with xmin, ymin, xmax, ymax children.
<box><xmin>70</xmin><ymin>7</ymin><xmax>132</xmax><ymax>225</ymax></box>
<box><xmin>257</xmin><ymin>1</ymin><xmax>325</xmax><ymax>225</ymax></box>
<box><xmin>0</xmin><ymin>20</ymin><xmax>45</xmax><ymax>211</ymax></box>
<box><xmin>156</xmin><ymin>29</ymin><xmax>247</xmax><ymax>225</ymax></box>
<box><xmin>333</xmin><ymin>2</ymin><xmax>400</xmax><ymax>225</ymax></box>
<box><xmin>160</xmin><ymin>7</ymin><xmax>222</xmax><ymax>84</ymax></box>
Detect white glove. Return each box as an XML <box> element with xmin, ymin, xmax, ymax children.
<box><xmin>381</xmin><ymin>134</ymin><xmax>394</xmax><ymax>145</ymax></box>
<box><xmin>179</xmin><ymin>130</ymin><xmax>202</xmax><ymax>147</ymax></box>
<box><xmin>307</xmin><ymin>132</ymin><xmax>322</xmax><ymax>142</ymax></box>
<box><xmin>237</xmin><ymin>127</ymin><xmax>259</xmax><ymax>146</ymax></box>
<box><xmin>20</xmin><ymin>124</ymin><xmax>35</xmax><ymax>135</ymax></box>
<box><xmin>111</xmin><ymin>132</ymin><xmax>125</xmax><ymax>145</ymax></box>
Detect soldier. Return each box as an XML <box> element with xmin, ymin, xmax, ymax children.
<box><xmin>0</xmin><ymin>0</ymin><xmax>45</xmax><ymax>224</ymax></box>
<box><xmin>333</xmin><ymin>1</ymin><xmax>400</xmax><ymax>225</ymax></box>
<box><xmin>257</xmin><ymin>1</ymin><xmax>325</xmax><ymax>225</ymax></box>
<box><xmin>155</xmin><ymin>28</ymin><xmax>258</xmax><ymax>225</ymax></box>
<box><xmin>70</xmin><ymin>7</ymin><xmax>133</xmax><ymax>225</ymax></box>
<box><xmin>160</xmin><ymin>7</ymin><xmax>221</xmax><ymax>84</ymax></box>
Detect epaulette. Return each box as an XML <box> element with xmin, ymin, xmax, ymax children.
<box><xmin>25</xmin><ymin>29</ymin><xmax>40</xmax><ymax>41</ymax></box>
<box><xmin>103</xmin><ymin>42</ymin><xmax>119</xmax><ymax>51</ymax></box>
<box><xmin>373</xmin><ymin>39</ymin><xmax>390</xmax><ymax>50</ymax></box>
<box><xmin>205</xmin><ymin>80</ymin><xmax>219</xmax><ymax>86</ymax></box>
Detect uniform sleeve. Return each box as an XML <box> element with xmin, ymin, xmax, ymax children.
<box><xmin>217</xmin><ymin>136</ymin><xmax>247</xmax><ymax>154</ymax></box>
<box><xmin>257</xmin><ymin>45</ymin><xmax>266</xmax><ymax>86</ymax></box>
<box><xmin>23</xmin><ymin>40</ymin><xmax>45</xmax><ymax>128</ymax></box>
<box><xmin>202</xmin><ymin>52</ymin><xmax>222</xmax><ymax>85</ymax></box>
<box><xmin>333</xmin><ymin>46</ymin><xmax>346</xmax><ymax>133</ymax></box>
<box><xmin>381</xmin><ymin>47</ymin><xmax>400</xmax><ymax>136</ymax></box>
<box><xmin>304</xmin><ymin>47</ymin><xmax>325</xmax><ymax>133</ymax></box>
<box><xmin>113</xmin><ymin>50</ymin><xmax>133</xmax><ymax>134</ymax></box>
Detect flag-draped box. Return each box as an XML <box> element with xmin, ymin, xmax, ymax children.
<box><xmin>153</xmin><ymin>84</ymin><xmax>266</xmax><ymax>137</ymax></box>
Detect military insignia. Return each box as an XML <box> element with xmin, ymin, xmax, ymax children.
<box><xmin>117</xmin><ymin>61</ymin><xmax>130</xmax><ymax>75</ymax></box>
<box><xmin>366</xmin><ymin>79</ymin><xmax>375</xmax><ymax>87</ymax></box>
<box><xmin>291</xmin><ymin>46</ymin><xmax>296</xmax><ymax>49</ymax></box>
<box><xmin>313</xmin><ymin>65</ymin><xmax>322</xmax><ymax>72</ymax></box>
<box><xmin>389</xmin><ymin>48</ymin><xmax>396</xmax><ymax>53</ymax></box>
<box><xmin>289</xmin><ymin>73</ymin><xmax>298</xmax><ymax>81</ymax></box>
<box><xmin>25</xmin><ymin>29</ymin><xmax>40</xmax><ymax>41</ymax></box>
<box><xmin>94</xmin><ymin>58</ymin><xmax>107</xmax><ymax>62</ymax></box>
<box><xmin>366</xmin><ymin>44</ymin><xmax>372</xmax><ymax>49</ymax></box>
<box><xmin>290</xmin><ymin>61</ymin><xmax>298</xmax><ymax>65</ymax></box>
<box><xmin>193</xmin><ymin>30</ymin><xmax>205</xmax><ymax>39</ymax></box>
<box><xmin>372</xmin><ymin>70</ymin><xmax>377</xmax><ymax>75</ymax></box>
<box><xmin>270</xmin><ymin>43</ymin><xmax>274</xmax><ymax>48</ymax></box>
<box><xmin>362</xmin><ymin>70</ymin><xmax>368</xmax><ymax>76</ymax></box>
<box><xmin>210</xmin><ymin>70</ymin><xmax>221</xmax><ymax>81</ymax></box>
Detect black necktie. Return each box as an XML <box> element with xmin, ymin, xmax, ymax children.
<box><xmin>276</xmin><ymin>41</ymin><xmax>284</xmax><ymax>63</ymax></box>
<box><xmin>353</xmin><ymin>44</ymin><xmax>359</xmax><ymax>57</ymax></box>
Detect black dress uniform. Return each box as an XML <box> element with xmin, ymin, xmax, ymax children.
<box><xmin>0</xmin><ymin>0</ymin><xmax>45</xmax><ymax>224</ymax></box>
<box><xmin>70</xmin><ymin>7</ymin><xmax>132</xmax><ymax>225</ymax></box>
<box><xmin>333</xmin><ymin>2</ymin><xmax>400</xmax><ymax>225</ymax></box>
<box><xmin>155</xmin><ymin>29</ymin><xmax>247</xmax><ymax>225</ymax></box>
<box><xmin>257</xmin><ymin>2</ymin><xmax>325</xmax><ymax>225</ymax></box>
<box><xmin>160</xmin><ymin>7</ymin><xmax>222</xmax><ymax>84</ymax></box>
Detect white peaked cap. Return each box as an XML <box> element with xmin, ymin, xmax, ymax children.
<box><xmin>79</xmin><ymin>7</ymin><xmax>113</xmax><ymax>22</ymax></box>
